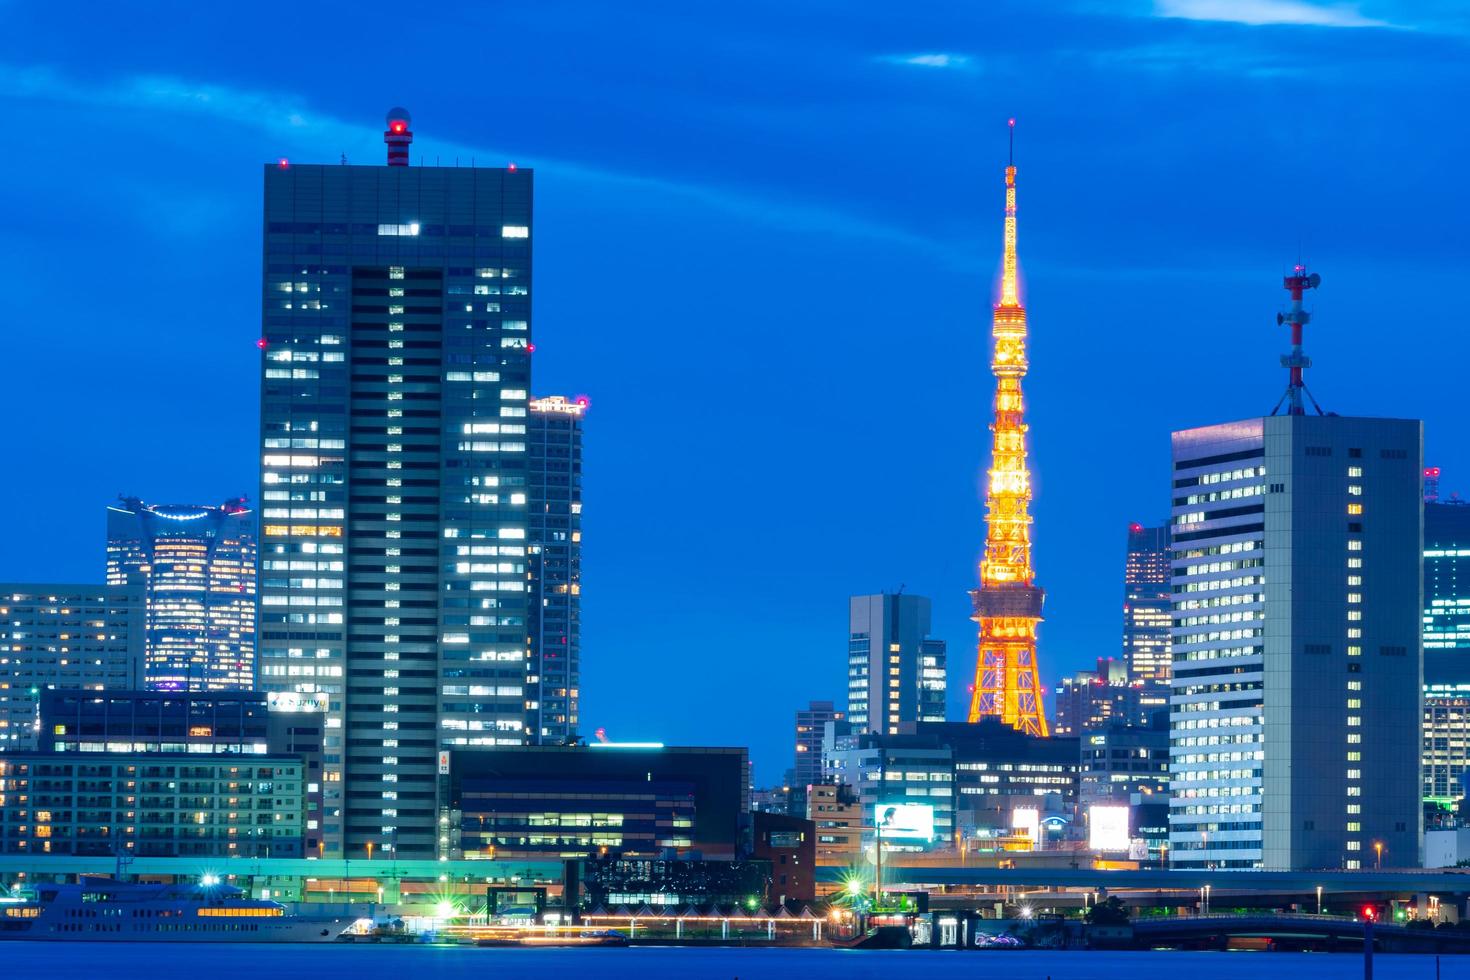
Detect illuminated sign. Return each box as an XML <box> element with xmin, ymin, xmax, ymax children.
<box><xmin>189</xmin><ymin>726</ymin><xmax>213</xmax><ymax>737</ymax></box>
<box><xmin>528</xmin><ymin>395</ymin><xmax>589</xmax><ymax>417</ymax></box>
<box><xmin>1011</xmin><ymin>806</ymin><xmax>1040</xmax><ymax>843</ymax></box>
<box><xmin>1088</xmin><ymin>805</ymin><xmax>1130</xmax><ymax>852</ymax></box>
<box><xmin>874</xmin><ymin>802</ymin><xmax>934</xmax><ymax>842</ymax></box>
<box><xmin>267</xmin><ymin>692</ymin><xmax>327</xmax><ymax>713</ymax></box>
<box><xmin>438</xmin><ymin>751</ymin><xmax>451</xmax><ymax>775</ymax></box>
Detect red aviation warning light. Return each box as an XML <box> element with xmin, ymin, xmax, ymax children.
<box><xmin>384</xmin><ymin>107</ymin><xmax>414</xmax><ymax>167</ymax></box>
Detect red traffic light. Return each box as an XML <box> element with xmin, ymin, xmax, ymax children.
<box><xmin>1361</xmin><ymin>905</ymin><xmax>1377</xmax><ymax>921</ymax></box>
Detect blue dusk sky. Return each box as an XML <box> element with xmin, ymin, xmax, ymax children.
<box><xmin>1</xmin><ymin>0</ymin><xmax>1466</xmax><ymax>782</ymax></box>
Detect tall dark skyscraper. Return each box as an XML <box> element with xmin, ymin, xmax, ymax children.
<box><xmin>1122</xmin><ymin>523</ymin><xmax>1171</xmax><ymax>684</ymax></box>
<box><xmin>258</xmin><ymin>109</ymin><xmax>534</xmax><ymax>858</ymax></box>
<box><xmin>526</xmin><ymin>395</ymin><xmax>585</xmax><ymax>744</ymax></box>
<box><xmin>106</xmin><ymin>498</ymin><xmax>256</xmax><ymax>691</ymax></box>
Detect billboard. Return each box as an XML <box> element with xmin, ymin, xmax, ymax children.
<box><xmin>1011</xmin><ymin>806</ymin><xmax>1040</xmax><ymax>843</ymax></box>
<box><xmin>1088</xmin><ymin>804</ymin><xmax>1131</xmax><ymax>852</ymax></box>
<box><xmin>874</xmin><ymin>802</ymin><xmax>934</xmax><ymax>842</ymax></box>
<box><xmin>266</xmin><ymin>692</ymin><xmax>327</xmax><ymax>713</ymax></box>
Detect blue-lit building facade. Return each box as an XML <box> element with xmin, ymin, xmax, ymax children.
<box><xmin>1122</xmin><ymin>523</ymin><xmax>1172</xmax><ymax>684</ymax></box>
<box><xmin>526</xmin><ymin>395</ymin><xmax>584</xmax><ymax>744</ymax></box>
<box><xmin>257</xmin><ymin>112</ymin><xmax>535</xmax><ymax>858</ymax></box>
<box><xmin>105</xmin><ymin>498</ymin><xmax>256</xmax><ymax>691</ymax></box>
<box><xmin>1423</xmin><ymin>498</ymin><xmax>1470</xmax><ymax>806</ymax></box>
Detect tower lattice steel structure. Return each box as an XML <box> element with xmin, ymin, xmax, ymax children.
<box><xmin>967</xmin><ymin>122</ymin><xmax>1049</xmax><ymax>736</ymax></box>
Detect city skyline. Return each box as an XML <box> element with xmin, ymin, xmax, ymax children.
<box><xmin>3</xmin><ymin>1</ymin><xmax>1469</xmax><ymax>781</ymax></box>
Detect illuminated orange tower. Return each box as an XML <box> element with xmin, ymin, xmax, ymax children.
<box><xmin>967</xmin><ymin>120</ymin><xmax>1048</xmax><ymax>736</ymax></box>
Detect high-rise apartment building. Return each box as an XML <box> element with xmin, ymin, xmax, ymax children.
<box><xmin>106</xmin><ymin>498</ymin><xmax>256</xmax><ymax>691</ymax></box>
<box><xmin>0</xmin><ymin>585</ymin><xmax>141</xmax><ymax>751</ymax></box>
<box><xmin>258</xmin><ymin>109</ymin><xmax>535</xmax><ymax>858</ymax></box>
<box><xmin>846</xmin><ymin>594</ymin><xmax>946</xmax><ymax>735</ymax></box>
<box><xmin>792</xmin><ymin>699</ymin><xmax>844</xmax><ymax>817</ymax></box>
<box><xmin>1168</xmin><ymin>414</ymin><xmax>1421</xmax><ymax>870</ymax></box>
<box><xmin>1122</xmin><ymin>523</ymin><xmax>1172</xmax><ymax>683</ymax></box>
<box><xmin>526</xmin><ymin>395</ymin><xmax>585</xmax><ymax>744</ymax></box>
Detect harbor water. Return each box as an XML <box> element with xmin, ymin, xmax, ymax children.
<box><xmin>4</xmin><ymin>944</ymin><xmax>1470</xmax><ymax>979</ymax></box>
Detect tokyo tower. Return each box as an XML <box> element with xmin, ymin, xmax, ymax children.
<box><xmin>966</xmin><ymin>121</ymin><xmax>1049</xmax><ymax>736</ymax></box>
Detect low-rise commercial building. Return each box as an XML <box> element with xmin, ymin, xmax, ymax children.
<box><xmin>752</xmin><ymin>811</ymin><xmax>816</xmax><ymax>904</ymax></box>
<box><xmin>806</xmin><ymin>782</ymin><xmax>863</xmax><ymax>860</ymax></box>
<box><xmin>446</xmin><ymin>744</ymin><xmax>748</xmax><ymax>861</ymax></box>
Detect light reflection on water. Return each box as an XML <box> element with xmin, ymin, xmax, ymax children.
<box><xmin>2</xmin><ymin>944</ymin><xmax>1467</xmax><ymax>979</ymax></box>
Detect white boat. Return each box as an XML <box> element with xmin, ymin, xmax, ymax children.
<box><xmin>0</xmin><ymin>878</ymin><xmax>350</xmax><ymax>942</ymax></box>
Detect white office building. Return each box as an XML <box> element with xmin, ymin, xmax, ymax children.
<box><xmin>1168</xmin><ymin>414</ymin><xmax>1421</xmax><ymax>870</ymax></box>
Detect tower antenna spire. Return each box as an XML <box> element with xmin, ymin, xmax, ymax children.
<box><xmin>1270</xmin><ymin>266</ymin><xmax>1325</xmax><ymax>416</ymax></box>
<box><xmin>1008</xmin><ymin>117</ymin><xmax>1015</xmax><ymax>166</ymax></box>
<box><xmin>968</xmin><ymin>124</ymin><xmax>1048</xmax><ymax>737</ymax></box>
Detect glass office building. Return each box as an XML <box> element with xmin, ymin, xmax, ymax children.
<box><xmin>258</xmin><ymin>110</ymin><xmax>534</xmax><ymax>857</ymax></box>
<box><xmin>1167</xmin><ymin>416</ymin><xmax>1422</xmax><ymax>870</ymax></box>
<box><xmin>526</xmin><ymin>395</ymin><xmax>584</xmax><ymax>744</ymax></box>
<box><xmin>106</xmin><ymin>498</ymin><xmax>256</xmax><ymax>691</ymax></box>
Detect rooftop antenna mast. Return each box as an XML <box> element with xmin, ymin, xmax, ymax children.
<box><xmin>1270</xmin><ymin>266</ymin><xmax>1325</xmax><ymax>416</ymax></box>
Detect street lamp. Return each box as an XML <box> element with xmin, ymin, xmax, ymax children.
<box><xmin>1316</xmin><ymin>885</ymin><xmax>1323</xmax><ymax>915</ymax></box>
<box><xmin>1374</xmin><ymin>841</ymin><xmax>1384</xmax><ymax>870</ymax></box>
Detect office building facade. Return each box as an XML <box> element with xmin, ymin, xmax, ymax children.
<box><xmin>846</xmin><ymin>594</ymin><xmax>946</xmax><ymax>735</ymax></box>
<box><xmin>38</xmin><ymin>689</ymin><xmax>327</xmax><ymax>854</ymax></box>
<box><xmin>1423</xmin><ymin>501</ymin><xmax>1470</xmax><ymax>810</ymax></box>
<box><xmin>0</xmin><ymin>753</ymin><xmax>304</xmax><ymax>857</ymax></box>
<box><xmin>446</xmin><ymin>744</ymin><xmax>748</xmax><ymax>860</ymax></box>
<box><xmin>526</xmin><ymin>395</ymin><xmax>584</xmax><ymax>744</ymax></box>
<box><xmin>1168</xmin><ymin>415</ymin><xmax>1422</xmax><ymax>870</ymax></box>
<box><xmin>258</xmin><ymin>111</ymin><xmax>534</xmax><ymax>858</ymax></box>
<box><xmin>1425</xmin><ymin>500</ymin><xmax>1470</xmax><ymax>684</ymax></box>
<box><xmin>0</xmin><ymin>585</ymin><xmax>142</xmax><ymax>752</ymax></box>
<box><xmin>824</xmin><ymin>731</ymin><xmax>955</xmax><ymax>851</ymax></box>
<box><xmin>805</xmin><ymin>782</ymin><xmax>863</xmax><ymax>859</ymax></box>
<box><xmin>1425</xmin><ymin>685</ymin><xmax>1470</xmax><ymax>804</ymax></box>
<box><xmin>792</xmin><ymin>700</ymin><xmax>843</xmax><ymax>819</ymax></box>
<box><xmin>1123</xmin><ymin>523</ymin><xmax>1172</xmax><ymax>683</ymax></box>
<box><xmin>106</xmin><ymin>498</ymin><xmax>256</xmax><ymax>691</ymax></box>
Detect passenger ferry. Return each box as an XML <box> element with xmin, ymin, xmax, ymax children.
<box><xmin>0</xmin><ymin>878</ymin><xmax>350</xmax><ymax>942</ymax></box>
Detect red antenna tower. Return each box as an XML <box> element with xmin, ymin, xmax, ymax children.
<box><xmin>1271</xmin><ymin>266</ymin><xmax>1324</xmax><ymax>416</ymax></box>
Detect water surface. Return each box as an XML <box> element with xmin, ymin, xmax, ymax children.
<box><xmin>4</xmin><ymin>943</ymin><xmax>1467</xmax><ymax>979</ymax></box>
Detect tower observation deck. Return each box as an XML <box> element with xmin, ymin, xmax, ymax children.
<box><xmin>967</xmin><ymin>122</ymin><xmax>1049</xmax><ymax>737</ymax></box>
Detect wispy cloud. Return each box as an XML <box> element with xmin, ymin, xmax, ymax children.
<box><xmin>0</xmin><ymin>63</ymin><xmax>966</xmax><ymax>264</ymax></box>
<box><xmin>876</xmin><ymin>52</ymin><xmax>975</xmax><ymax>69</ymax></box>
<box><xmin>1154</xmin><ymin>0</ymin><xmax>1390</xmax><ymax>28</ymax></box>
